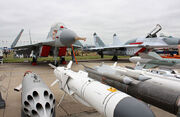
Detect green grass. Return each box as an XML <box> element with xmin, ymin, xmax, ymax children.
<box><xmin>3</xmin><ymin>52</ymin><xmax>129</xmax><ymax>63</ymax></box>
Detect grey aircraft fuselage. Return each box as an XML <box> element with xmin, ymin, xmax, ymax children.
<box><xmin>102</xmin><ymin>36</ymin><xmax>180</xmax><ymax>56</ymax></box>
<box><xmin>89</xmin><ymin>25</ymin><xmax>180</xmax><ymax>60</ymax></box>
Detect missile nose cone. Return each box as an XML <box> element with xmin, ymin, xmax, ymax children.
<box><xmin>114</xmin><ymin>97</ymin><xmax>155</xmax><ymax>117</ymax></box>
<box><xmin>129</xmin><ymin>57</ymin><xmax>135</xmax><ymax>63</ymax></box>
<box><xmin>60</xmin><ymin>29</ymin><xmax>77</xmax><ymax>46</ymax></box>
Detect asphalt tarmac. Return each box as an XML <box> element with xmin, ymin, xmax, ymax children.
<box><xmin>0</xmin><ymin>59</ymin><xmax>176</xmax><ymax>117</ymax></box>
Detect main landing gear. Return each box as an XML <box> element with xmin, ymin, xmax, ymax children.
<box><xmin>60</xmin><ymin>56</ymin><xmax>66</xmax><ymax>65</ymax></box>
<box><xmin>32</xmin><ymin>55</ymin><xmax>37</xmax><ymax>65</ymax></box>
<box><xmin>112</xmin><ymin>55</ymin><xmax>118</xmax><ymax>61</ymax></box>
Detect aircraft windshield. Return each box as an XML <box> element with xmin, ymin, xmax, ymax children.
<box><xmin>51</xmin><ymin>23</ymin><xmax>67</xmax><ymax>30</ymax></box>
<box><xmin>46</xmin><ymin>23</ymin><xmax>67</xmax><ymax>40</ymax></box>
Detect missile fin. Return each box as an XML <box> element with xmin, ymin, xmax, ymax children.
<box><xmin>48</xmin><ymin>63</ymin><xmax>57</xmax><ymax>69</ymax></box>
<box><xmin>67</xmin><ymin>61</ymin><xmax>73</xmax><ymax>69</ymax></box>
<box><xmin>113</xmin><ymin>62</ymin><xmax>117</xmax><ymax>67</ymax></box>
<box><xmin>14</xmin><ymin>84</ymin><xmax>22</xmax><ymax>92</ymax></box>
<box><xmin>51</xmin><ymin>79</ymin><xmax>59</xmax><ymax>87</ymax></box>
<box><xmin>134</xmin><ymin>62</ymin><xmax>145</xmax><ymax>70</ymax></box>
<box><xmin>123</xmin><ymin>77</ymin><xmax>133</xmax><ymax>84</ymax></box>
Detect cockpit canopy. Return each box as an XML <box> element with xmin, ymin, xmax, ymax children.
<box><xmin>51</xmin><ymin>23</ymin><xmax>67</xmax><ymax>31</ymax></box>
<box><xmin>47</xmin><ymin>23</ymin><xmax>67</xmax><ymax>40</ymax></box>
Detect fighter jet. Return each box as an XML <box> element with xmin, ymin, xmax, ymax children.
<box><xmin>129</xmin><ymin>52</ymin><xmax>180</xmax><ymax>69</ymax></box>
<box><xmin>11</xmin><ymin>23</ymin><xmax>86</xmax><ymax>65</ymax></box>
<box><xmin>87</xmin><ymin>24</ymin><xmax>180</xmax><ymax>61</ymax></box>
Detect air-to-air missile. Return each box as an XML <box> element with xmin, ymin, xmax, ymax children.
<box><xmin>14</xmin><ymin>71</ymin><xmax>55</xmax><ymax>117</ymax></box>
<box><xmin>129</xmin><ymin>52</ymin><xmax>180</xmax><ymax>69</ymax></box>
<box><xmin>49</xmin><ymin>61</ymin><xmax>155</xmax><ymax>117</ymax></box>
<box><xmin>84</xmin><ymin>63</ymin><xmax>180</xmax><ymax>116</ymax></box>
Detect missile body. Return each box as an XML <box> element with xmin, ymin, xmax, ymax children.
<box><xmin>85</xmin><ymin>64</ymin><xmax>180</xmax><ymax>115</ymax></box>
<box><xmin>52</xmin><ymin>62</ymin><xmax>155</xmax><ymax>117</ymax></box>
<box><xmin>20</xmin><ymin>72</ymin><xmax>55</xmax><ymax>117</ymax></box>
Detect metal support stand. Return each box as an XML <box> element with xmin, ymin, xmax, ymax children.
<box><xmin>71</xmin><ymin>49</ymin><xmax>75</xmax><ymax>62</ymax></box>
<box><xmin>0</xmin><ymin>92</ymin><xmax>5</xmax><ymax>109</ymax></box>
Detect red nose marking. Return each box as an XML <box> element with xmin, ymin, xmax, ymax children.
<box><xmin>130</xmin><ymin>42</ymin><xmax>143</xmax><ymax>45</ymax></box>
<box><xmin>24</xmin><ymin>71</ymin><xmax>32</xmax><ymax>76</ymax></box>
<box><xmin>60</xmin><ymin>26</ymin><xmax>64</xmax><ymax>28</ymax></box>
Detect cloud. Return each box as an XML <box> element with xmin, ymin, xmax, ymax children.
<box><xmin>0</xmin><ymin>0</ymin><xmax>180</xmax><ymax>47</ymax></box>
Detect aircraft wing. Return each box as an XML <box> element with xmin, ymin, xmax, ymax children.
<box><xmin>140</xmin><ymin>44</ymin><xmax>178</xmax><ymax>49</ymax></box>
<box><xmin>86</xmin><ymin>45</ymin><xmax>139</xmax><ymax>51</ymax></box>
<box><xmin>86</xmin><ymin>44</ymin><xmax>178</xmax><ymax>51</ymax></box>
<box><xmin>12</xmin><ymin>41</ymin><xmax>55</xmax><ymax>49</ymax></box>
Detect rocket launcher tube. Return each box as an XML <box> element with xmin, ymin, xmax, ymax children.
<box><xmin>21</xmin><ymin>72</ymin><xmax>55</xmax><ymax>117</ymax></box>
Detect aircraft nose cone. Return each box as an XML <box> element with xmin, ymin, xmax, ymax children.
<box><xmin>60</xmin><ymin>29</ymin><xmax>77</xmax><ymax>46</ymax></box>
<box><xmin>114</xmin><ymin>97</ymin><xmax>155</xmax><ymax>117</ymax></box>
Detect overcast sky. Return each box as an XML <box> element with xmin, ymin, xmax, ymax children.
<box><xmin>0</xmin><ymin>0</ymin><xmax>180</xmax><ymax>47</ymax></box>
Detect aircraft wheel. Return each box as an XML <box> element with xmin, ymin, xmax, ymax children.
<box><xmin>98</xmin><ymin>51</ymin><xmax>104</xmax><ymax>58</ymax></box>
<box><xmin>60</xmin><ymin>56</ymin><xmax>66</xmax><ymax>65</ymax></box>
<box><xmin>112</xmin><ymin>55</ymin><xmax>118</xmax><ymax>61</ymax></box>
<box><xmin>101</xmin><ymin>54</ymin><xmax>104</xmax><ymax>58</ymax></box>
<box><xmin>32</xmin><ymin>56</ymin><xmax>37</xmax><ymax>65</ymax></box>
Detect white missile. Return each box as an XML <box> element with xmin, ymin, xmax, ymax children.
<box><xmin>15</xmin><ymin>71</ymin><xmax>55</xmax><ymax>117</ymax></box>
<box><xmin>50</xmin><ymin>61</ymin><xmax>155</xmax><ymax>117</ymax></box>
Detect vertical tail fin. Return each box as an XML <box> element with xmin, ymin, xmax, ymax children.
<box><xmin>93</xmin><ymin>33</ymin><xmax>105</xmax><ymax>47</ymax></box>
<box><xmin>29</xmin><ymin>30</ymin><xmax>32</xmax><ymax>44</ymax></box>
<box><xmin>112</xmin><ymin>33</ymin><xmax>122</xmax><ymax>46</ymax></box>
<box><xmin>11</xmin><ymin>29</ymin><xmax>24</xmax><ymax>48</ymax></box>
